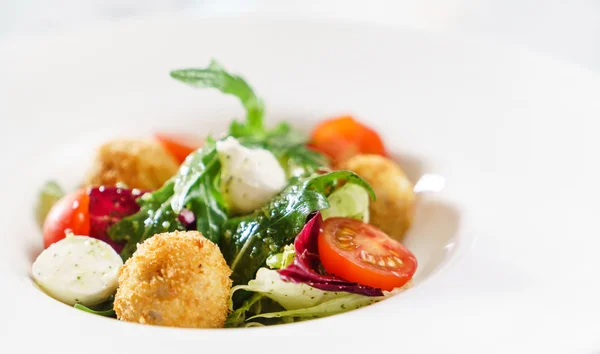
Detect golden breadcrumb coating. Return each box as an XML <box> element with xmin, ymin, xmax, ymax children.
<box><xmin>114</xmin><ymin>231</ymin><xmax>232</xmax><ymax>328</ymax></box>
<box><xmin>338</xmin><ymin>154</ymin><xmax>415</xmax><ymax>240</ymax></box>
<box><xmin>83</xmin><ymin>138</ymin><xmax>179</xmax><ymax>190</ymax></box>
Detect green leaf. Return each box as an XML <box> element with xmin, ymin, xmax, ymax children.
<box><xmin>238</xmin><ymin>124</ymin><xmax>329</xmax><ymax>178</ymax></box>
<box><xmin>220</xmin><ymin>171</ymin><xmax>373</xmax><ymax>287</ymax></box>
<box><xmin>74</xmin><ymin>304</ymin><xmax>116</xmax><ymax>317</ymax></box>
<box><xmin>171</xmin><ymin>60</ymin><xmax>265</xmax><ymax>135</ymax></box>
<box><xmin>35</xmin><ymin>180</ymin><xmax>65</xmax><ymax>228</ymax></box>
<box><xmin>221</xmin><ymin>180</ymin><xmax>329</xmax><ymax>286</ymax></box>
<box><xmin>307</xmin><ymin>170</ymin><xmax>376</xmax><ymax>201</ymax></box>
<box><xmin>225</xmin><ymin>292</ymin><xmax>264</xmax><ymax>328</ymax></box>
<box><xmin>73</xmin><ymin>297</ymin><xmax>116</xmax><ymax>318</ymax></box>
<box><xmin>108</xmin><ymin>181</ymin><xmax>183</xmax><ymax>260</ymax></box>
<box><xmin>170</xmin><ymin>139</ymin><xmax>228</xmax><ymax>243</ymax></box>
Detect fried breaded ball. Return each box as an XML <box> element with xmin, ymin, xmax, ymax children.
<box><xmin>114</xmin><ymin>231</ymin><xmax>232</xmax><ymax>328</ymax></box>
<box><xmin>83</xmin><ymin>138</ymin><xmax>179</xmax><ymax>190</ymax></box>
<box><xmin>338</xmin><ymin>154</ymin><xmax>415</xmax><ymax>240</ymax></box>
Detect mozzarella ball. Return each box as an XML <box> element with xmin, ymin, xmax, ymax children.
<box><xmin>216</xmin><ymin>137</ymin><xmax>286</xmax><ymax>214</ymax></box>
<box><xmin>32</xmin><ymin>235</ymin><xmax>122</xmax><ymax>306</ymax></box>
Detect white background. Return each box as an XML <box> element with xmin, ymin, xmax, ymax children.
<box><xmin>1</xmin><ymin>0</ymin><xmax>600</xmax><ymax>72</ymax></box>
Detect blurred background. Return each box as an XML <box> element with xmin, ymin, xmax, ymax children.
<box><xmin>1</xmin><ymin>0</ymin><xmax>599</xmax><ymax>72</ymax></box>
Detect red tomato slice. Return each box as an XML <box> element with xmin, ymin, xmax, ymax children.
<box><xmin>155</xmin><ymin>133</ymin><xmax>203</xmax><ymax>164</ymax></box>
<box><xmin>318</xmin><ymin>217</ymin><xmax>417</xmax><ymax>291</ymax></box>
<box><xmin>309</xmin><ymin>116</ymin><xmax>387</xmax><ymax>164</ymax></box>
<box><xmin>42</xmin><ymin>189</ymin><xmax>90</xmax><ymax>248</ymax></box>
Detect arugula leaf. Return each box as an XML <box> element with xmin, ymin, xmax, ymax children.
<box><xmin>108</xmin><ymin>181</ymin><xmax>183</xmax><ymax>260</ymax></box>
<box><xmin>74</xmin><ymin>304</ymin><xmax>116</xmax><ymax>317</ymax></box>
<box><xmin>266</xmin><ymin>129</ymin><xmax>328</xmax><ymax>176</ymax></box>
<box><xmin>73</xmin><ymin>297</ymin><xmax>116</xmax><ymax>318</ymax></box>
<box><xmin>171</xmin><ymin>60</ymin><xmax>264</xmax><ymax>136</ymax></box>
<box><xmin>307</xmin><ymin>170</ymin><xmax>376</xmax><ymax>201</ymax></box>
<box><xmin>220</xmin><ymin>171</ymin><xmax>373</xmax><ymax>286</ymax></box>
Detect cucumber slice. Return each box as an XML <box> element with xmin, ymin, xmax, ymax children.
<box><xmin>321</xmin><ymin>183</ymin><xmax>370</xmax><ymax>223</ymax></box>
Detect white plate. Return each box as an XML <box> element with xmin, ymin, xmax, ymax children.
<box><xmin>1</xmin><ymin>15</ymin><xmax>599</xmax><ymax>354</ymax></box>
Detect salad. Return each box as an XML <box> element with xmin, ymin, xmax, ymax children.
<box><xmin>32</xmin><ymin>61</ymin><xmax>418</xmax><ymax>328</ymax></box>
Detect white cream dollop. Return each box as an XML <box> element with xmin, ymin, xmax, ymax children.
<box><xmin>216</xmin><ymin>137</ymin><xmax>287</xmax><ymax>214</ymax></box>
<box><xmin>31</xmin><ymin>235</ymin><xmax>122</xmax><ymax>306</ymax></box>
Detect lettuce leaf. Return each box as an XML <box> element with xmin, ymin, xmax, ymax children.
<box><xmin>228</xmin><ymin>268</ymin><xmax>398</xmax><ymax>325</ymax></box>
<box><xmin>233</xmin><ymin>268</ymin><xmax>343</xmax><ymax>310</ymax></box>
<box><xmin>247</xmin><ymin>293</ymin><xmax>379</xmax><ymax>321</ymax></box>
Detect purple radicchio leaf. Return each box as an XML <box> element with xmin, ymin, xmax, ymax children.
<box><xmin>88</xmin><ymin>186</ymin><xmax>145</xmax><ymax>253</ymax></box>
<box><xmin>278</xmin><ymin>212</ymin><xmax>383</xmax><ymax>297</ymax></box>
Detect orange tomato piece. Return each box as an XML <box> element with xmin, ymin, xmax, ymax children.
<box><xmin>155</xmin><ymin>133</ymin><xmax>203</xmax><ymax>164</ymax></box>
<box><xmin>309</xmin><ymin>116</ymin><xmax>387</xmax><ymax>164</ymax></box>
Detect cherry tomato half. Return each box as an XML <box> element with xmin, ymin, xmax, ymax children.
<box><xmin>309</xmin><ymin>116</ymin><xmax>387</xmax><ymax>164</ymax></box>
<box><xmin>42</xmin><ymin>189</ymin><xmax>90</xmax><ymax>248</ymax></box>
<box><xmin>155</xmin><ymin>133</ymin><xmax>203</xmax><ymax>164</ymax></box>
<box><xmin>318</xmin><ymin>217</ymin><xmax>417</xmax><ymax>291</ymax></box>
